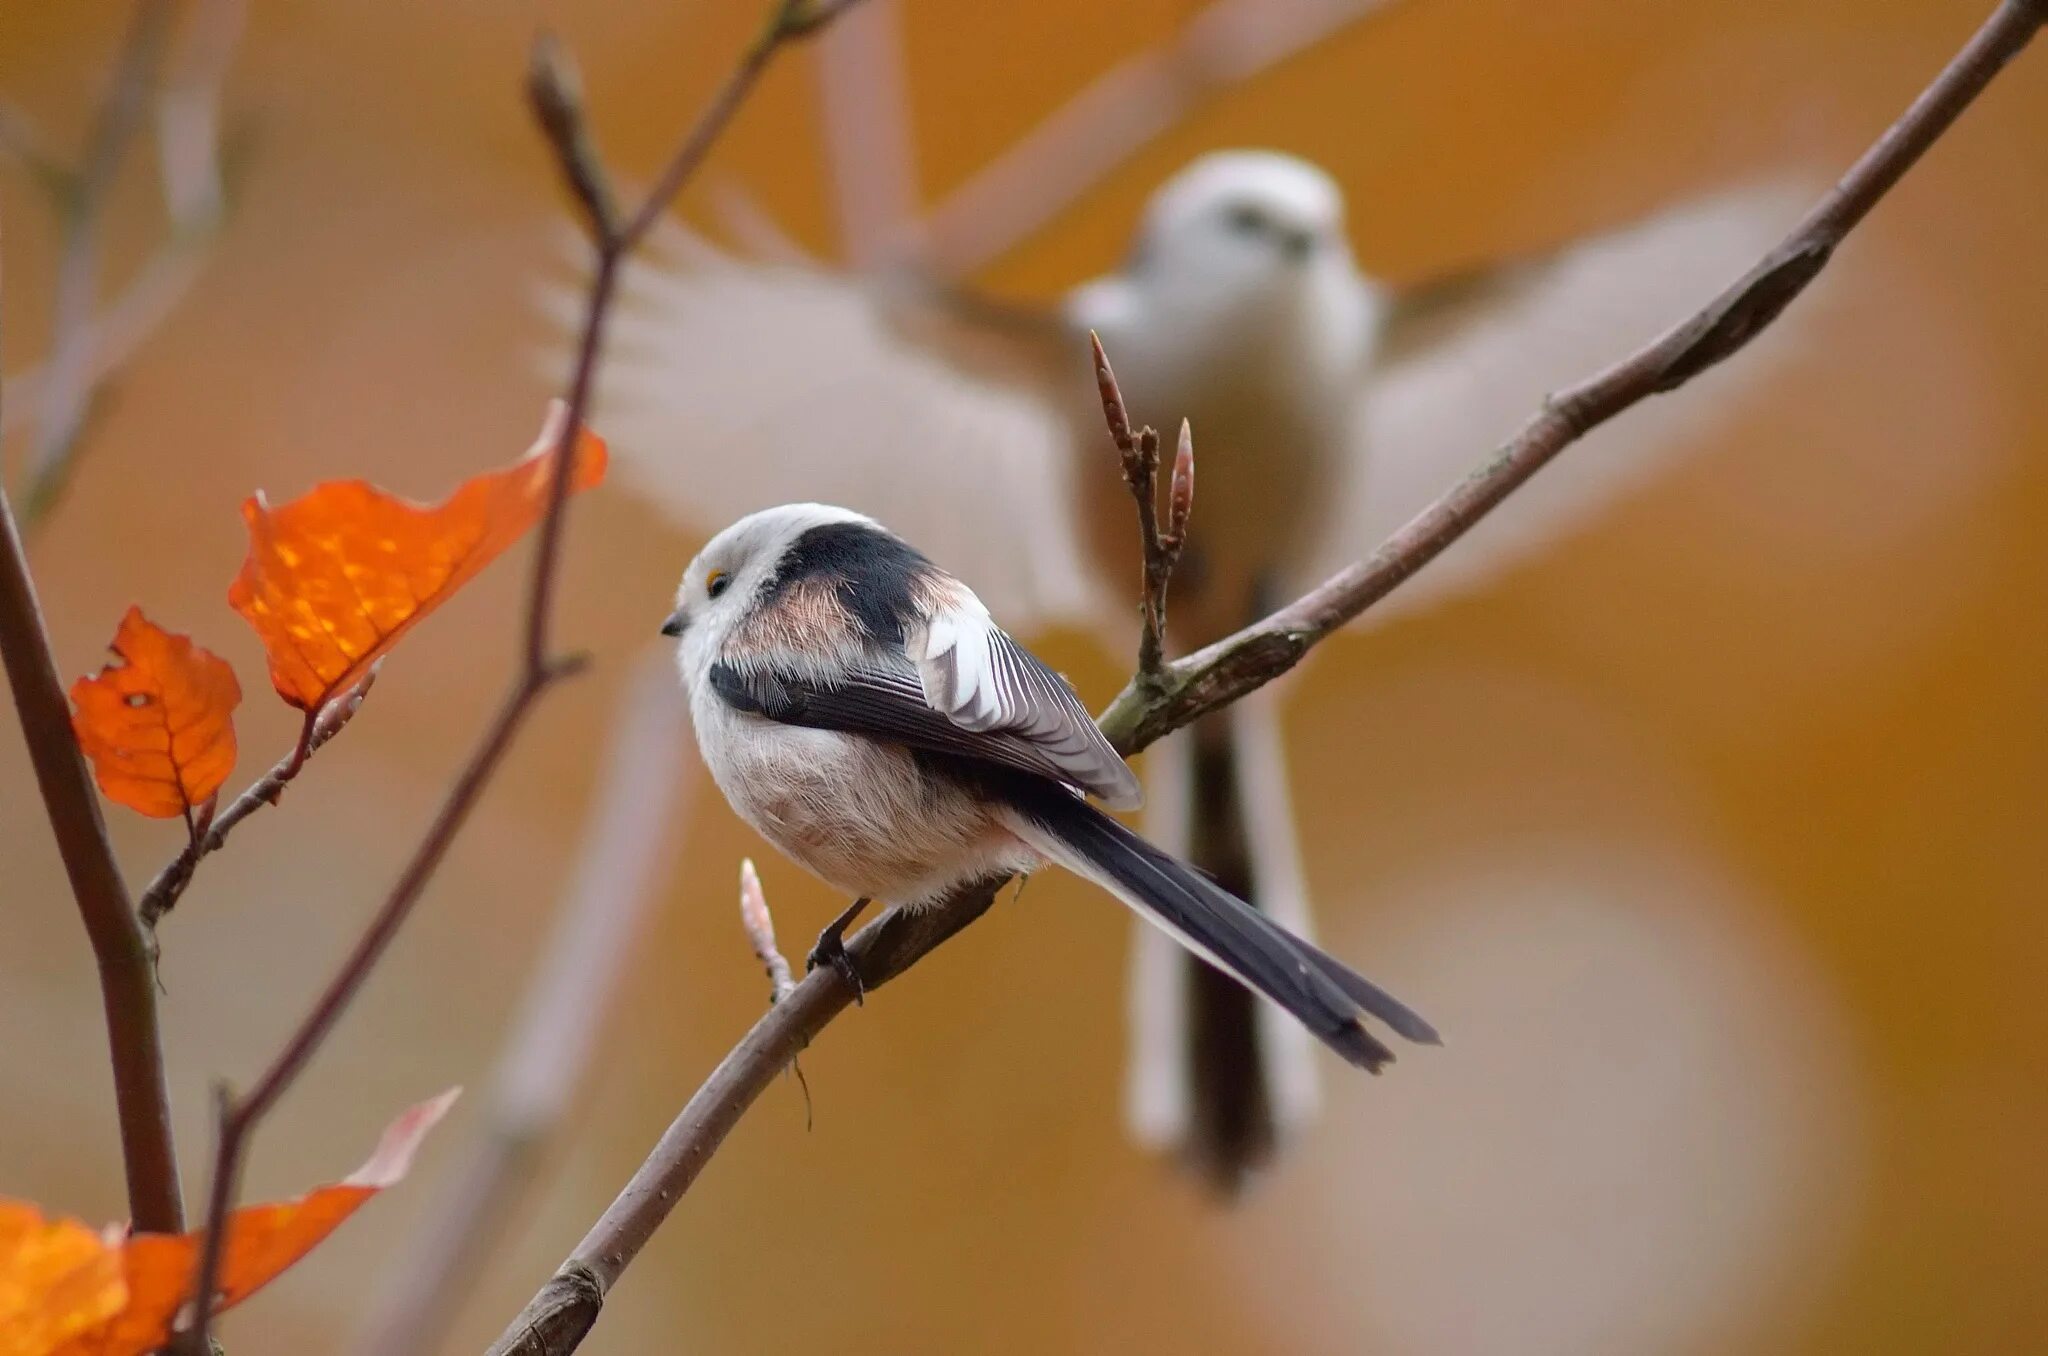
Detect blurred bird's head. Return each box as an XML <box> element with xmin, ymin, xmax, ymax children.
<box><xmin>1128</xmin><ymin>151</ymin><xmax>1353</xmax><ymax>311</ymax></box>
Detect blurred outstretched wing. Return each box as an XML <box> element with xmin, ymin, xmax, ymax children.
<box><xmin>1318</xmin><ymin>179</ymin><xmax>1817</xmax><ymax>623</ymax></box>
<box><xmin>555</xmin><ymin>223</ymin><xmax>1105</xmax><ymax>629</ymax></box>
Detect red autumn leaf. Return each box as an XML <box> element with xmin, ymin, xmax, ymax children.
<box><xmin>227</xmin><ymin>401</ymin><xmax>607</xmax><ymax>711</ymax></box>
<box><xmin>5</xmin><ymin>1089</ymin><xmax>460</xmax><ymax>1356</ymax></box>
<box><xmin>69</xmin><ymin>607</ymin><xmax>241</xmax><ymax>820</ymax></box>
<box><xmin>0</xmin><ymin>1203</ymin><xmax>125</xmax><ymax>1356</ymax></box>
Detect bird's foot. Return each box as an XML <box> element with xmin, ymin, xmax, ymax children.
<box><xmin>807</xmin><ymin>896</ymin><xmax>872</xmax><ymax>1006</ymax></box>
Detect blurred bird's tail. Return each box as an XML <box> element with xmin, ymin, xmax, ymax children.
<box><xmin>1127</xmin><ymin>693</ymin><xmax>1330</xmax><ymax>1195</ymax></box>
<box><xmin>1000</xmin><ymin>693</ymin><xmax>1436</xmax><ymax>1199</ymax></box>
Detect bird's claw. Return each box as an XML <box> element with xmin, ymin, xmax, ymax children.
<box><xmin>806</xmin><ymin>933</ymin><xmax>866</xmax><ymax>1005</ymax></box>
<box><xmin>807</xmin><ymin>896</ymin><xmax>872</xmax><ymax>1005</ymax></box>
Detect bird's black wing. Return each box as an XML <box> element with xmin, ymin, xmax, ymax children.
<box><xmin>709</xmin><ymin>655</ymin><xmax>1111</xmax><ymax>795</ymax></box>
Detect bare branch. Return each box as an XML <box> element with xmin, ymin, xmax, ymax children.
<box><xmin>1091</xmin><ymin>334</ymin><xmax>1191</xmax><ymax>682</ymax></box>
<box><xmin>814</xmin><ymin>0</ymin><xmax>921</xmax><ymax>264</ymax></box>
<box><xmin>173</xmin><ymin>2</ymin><xmax>869</xmax><ymax>1348</ymax></box>
<box><xmin>10</xmin><ymin>0</ymin><xmax>247</xmax><ymax>526</ymax></box>
<box><xmin>486</xmin><ymin>7</ymin><xmax>2045</xmax><ymax>1349</ymax></box>
<box><xmin>137</xmin><ymin>665</ymin><xmax>377</xmax><ymax>935</ymax></box>
<box><xmin>21</xmin><ymin>0</ymin><xmax>177</xmax><ymax>517</ymax></box>
<box><xmin>916</xmin><ymin>0</ymin><xmax>1404</xmax><ymax>276</ymax></box>
<box><xmin>0</xmin><ymin>100</ymin><xmax>71</xmax><ymax>190</ymax></box>
<box><xmin>155</xmin><ymin>0</ymin><xmax>247</xmax><ymax>228</ymax></box>
<box><xmin>0</xmin><ymin>7</ymin><xmax>189</xmax><ymax>1222</ymax></box>
<box><xmin>0</xmin><ymin>484</ymin><xmax>185</xmax><ymax>1232</ymax></box>
<box><xmin>482</xmin><ymin>882</ymin><xmax>997</xmax><ymax>1356</ymax></box>
<box><xmin>526</xmin><ymin>34</ymin><xmax>622</xmax><ymax>243</ymax></box>
<box><xmin>357</xmin><ymin>650</ymin><xmax>687</xmax><ymax>1356</ymax></box>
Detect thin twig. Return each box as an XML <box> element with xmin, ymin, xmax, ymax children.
<box><xmin>172</xmin><ymin>3</ymin><xmax>868</xmax><ymax>1350</ymax></box>
<box><xmin>138</xmin><ymin>666</ymin><xmax>377</xmax><ymax>935</ymax></box>
<box><xmin>0</xmin><ymin>100</ymin><xmax>72</xmax><ymax>191</ymax></box>
<box><xmin>355</xmin><ymin>648</ymin><xmax>688</xmax><ymax>1356</ymax></box>
<box><xmin>11</xmin><ymin>0</ymin><xmax>247</xmax><ymax>526</ymax></box>
<box><xmin>1</xmin><ymin>243</ymin><xmax>213</xmax><ymax>441</ymax></box>
<box><xmin>813</xmin><ymin>0</ymin><xmax>920</xmax><ymax>264</ymax></box>
<box><xmin>1091</xmin><ymin>333</ymin><xmax>1191</xmax><ymax>681</ymax></box>
<box><xmin>915</xmin><ymin>0</ymin><xmax>1404</xmax><ymax>275</ymax></box>
<box><xmin>0</xmin><ymin>41</ymin><xmax>189</xmax><ymax>1221</ymax></box>
<box><xmin>21</xmin><ymin>0</ymin><xmax>177</xmax><ymax>518</ymax></box>
<box><xmin>155</xmin><ymin>0</ymin><xmax>247</xmax><ymax>229</ymax></box>
<box><xmin>0</xmin><ymin>491</ymin><xmax>183</xmax><ymax>1228</ymax></box>
<box><xmin>485</xmin><ymin>5</ymin><xmax>2046</xmax><ymax>1349</ymax></box>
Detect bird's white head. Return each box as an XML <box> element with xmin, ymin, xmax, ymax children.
<box><xmin>661</xmin><ymin>502</ymin><xmax>878</xmax><ymax>680</ymax></box>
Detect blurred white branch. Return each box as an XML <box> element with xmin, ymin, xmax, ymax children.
<box><xmin>2</xmin><ymin>0</ymin><xmax>247</xmax><ymax>526</ymax></box>
<box><xmin>814</xmin><ymin>0</ymin><xmax>921</xmax><ymax>264</ymax></box>
<box><xmin>358</xmin><ymin>648</ymin><xmax>688</xmax><ymax>1356</ymax></box>
<box><xmin>915</xmin><ymin>0</ymin><xmax>1405</xmax><ymax>276</ymax></box>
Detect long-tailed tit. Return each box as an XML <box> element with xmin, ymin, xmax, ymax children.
<box><xmin>571</xmin><ymin>150</ymin><xmax>1815</xmax><ymax>1190</ymax></box>
<box><xmin>662</xmin><ymin>502</ymin><xmax>1438</xmax><ymax>1078</ymax></box>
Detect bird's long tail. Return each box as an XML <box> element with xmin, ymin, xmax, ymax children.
<box><xmin>1000</xmin><ymin>741</ymin><xmax>1437</xmax><ymax>1188</ymax></box>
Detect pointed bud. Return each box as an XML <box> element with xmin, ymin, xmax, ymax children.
<box><xmin>738</xmin><ymin>858</ymin><xmax>795</xmax><ymax>1002</ymax></box>
<box><xmin>1168</xmin><ymin>418</ymin><xmax>1195</xmax><ymax>541</ymax></box>
<box><xmin>527</xmin><ymin>33</ymin><xmax>586</xmax><ymax>147</ymax></box>
<box><xmin>1090</xmin><ymin>331</ymin><xmax>1135</xmax><ymax>456</ymax></box>
<box><xmin>527</xmin><ymin>33</ymin><xmax>620</xmax><ymax>239</ymax></box>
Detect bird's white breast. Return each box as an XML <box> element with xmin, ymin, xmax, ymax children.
<box><xmin>687</xmin><ymin>677</ymin><xmax>1034</xmax><ymax>907</ymax></box>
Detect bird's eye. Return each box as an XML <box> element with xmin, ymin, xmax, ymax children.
<box><xmin>706</xmin><ymin>570</ymin><xmax>731</xmax><ymax>599</ymax></box>
<box><xmin>1223</xmin><ymin>202</ymin><xmax>1268</xmax><ymax>236</ymax></box>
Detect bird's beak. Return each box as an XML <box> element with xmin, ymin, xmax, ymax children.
<box><xmin>659</xmin><ymin>610</ymin><xmax>687</xmax><ymax>638</ymax></box>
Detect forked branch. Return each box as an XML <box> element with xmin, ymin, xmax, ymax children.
<box><xmin>1092</xmin><ymin>333</ymin><xmax>1195</xmax><ymax>682</ymax></box>
<box><xmin>138</xmin><ymin>667</ymin><xmax>378</xmax><ymax>935</ymax></box>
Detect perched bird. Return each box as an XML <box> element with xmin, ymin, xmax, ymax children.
<box><xmin>659</xmin><ymin>502</ymin><xmax>1439</xmax><ymax>1080</ymax></box>
<box><xmin>571</xmin><ymin>149</ymin><xmax>1811</xmax><ymax>1192</ymax></box>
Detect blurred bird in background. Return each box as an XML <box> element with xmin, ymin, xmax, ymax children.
<box><xmin>556</xmin><ymin>146</ymin><xmax>1812</xmax><ymax>1195</ymax></box>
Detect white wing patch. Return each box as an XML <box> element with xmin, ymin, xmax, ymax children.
<box><xmin>1314</xmin><ymin>179</ymin><xmax>1823</xmax><ymax>623</ymax></box>
<box><xmin>913</xmin><ymin>589</ymin><xmax>1142</xmax><ymax>809</ymax></box>
<box><xmin>542</xmin><ymin>221</ymin><xmax>1107</xmax><ymax>632</ymax></box>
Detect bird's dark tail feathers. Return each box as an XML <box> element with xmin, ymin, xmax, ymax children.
<box><xmin>1183</xmin><ymin>713</ymin><xmax>1284</xmax><ymax>1188</ymax></box>
<box><xmin>1001</xmin><ymin>762</ymin><xmax>1438</xmax><ymax>1175</ymax></box>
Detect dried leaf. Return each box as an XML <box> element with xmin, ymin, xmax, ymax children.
<box><xmin>228</xmin><ymin>402</ymin><xmax>607</xmax><ymax>711</ymax></box>
<box><xmin>69</xmin><ymin>607</ymin><xmax>241</xmax><ymax>819</ymax></box>
<box><xmin>0</xmin><ymin>1202</ymin><xmax>125</xmax><ymax>1356</ymax></box>
<box><xmin>6</xmin><ymin>1090</ymin><xmax>460</xmax><ymax>1356</ymax></box>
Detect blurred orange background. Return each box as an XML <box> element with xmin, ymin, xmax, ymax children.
<box><xmin>3</xmin><ymin>1</ymin><xmax>2045</xmax><ymax>1352</ymax></box>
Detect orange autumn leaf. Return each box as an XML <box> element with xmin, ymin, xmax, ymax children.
<box><xmin>228</xmin><ymin>401</ymin><xmax>607</xmax><ymax>711</ymax></box>
<box><xmin>0</xmin><ymin>1203</ymin><xmax>125</xmax><ymax>1356</ymax></box>
<box><xmin>9</xmin><ymin>1089</ymin><xmax>460</xmax><ymax>1356</ymax></box>
<box><xmin>69</xmin><ymin>607</ymin><xmax>241</xmax><ymax>819</ymax></box>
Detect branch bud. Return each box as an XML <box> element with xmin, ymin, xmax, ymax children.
<box><xmin>1089</xmin><ymin>331</ymin><xmax>1135</xmax><ymax>458</ymax></box>
<box><xmin>526</xmin><ymin>33</ymin><xmax>621</xmax><ymax>241</ymax></box>
<box><xmin>1168</xmin><ymin>418</ymin><xmax>1194</xmax><ymax>542</ymax></box>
